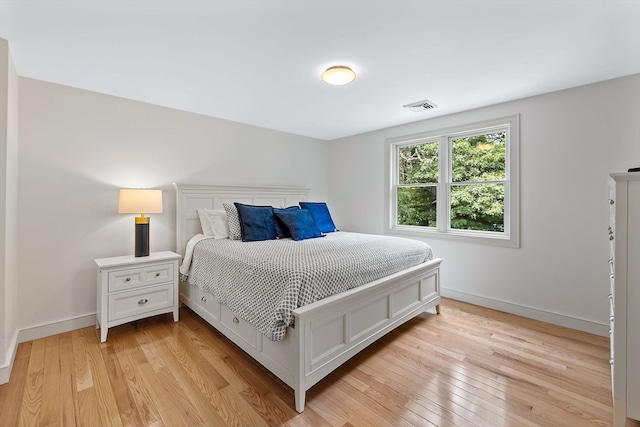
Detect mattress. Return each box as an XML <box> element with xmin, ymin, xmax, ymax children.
<box><xmin>184</xmin><ymin>231</ymin><xmax>433</xmax><ymax>341</ymax></box>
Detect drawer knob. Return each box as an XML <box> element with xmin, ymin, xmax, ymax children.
<box><xmin>609</xmin><ymin>199</ymin><xmax>614</xmax><ymax>205</ymax></box>
<box><xmin>233</xmin><ymin>317</ymin><xmax>239</xmax><ymax>324</ymax></box>
<box><xmin>126</xmin><ymin>277</ymin><xmax>131</xmax><ymax>282</ymax></box>
<box><xmin>610</xmin><ymin>359</ymin><xmax>614</xmax><ymax>365</ymax></box>
<box><xmin>201</xmin><ymin>296</ymin><xmax>207</xmax><ymax>302</ymax></box>
<box><xmin>610</xmin><ymin>316</ymin><xmax>614</xmax><ymax>322</ymax></box>
<box><xmin>608</xmin><ymin>294</ymin><xmax>613</xmax><ymax>300</ymax></box>
<box><xmin>138</xmin><ymin>299</ymin><xmax>148</xmax><ymax>305</ymax></box>
<box><xmin>155</xmin><ymin>272</ymin><xmax>161</xmax><ymax>277</ymax></box>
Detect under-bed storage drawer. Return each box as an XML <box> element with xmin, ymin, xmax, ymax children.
<box><xmin>193</xmin><ymin>286</ymin><xmax>221</xmax><ymax>320</ymax></box>
<box><xmin>221</xmin><ymin>305</ymin><xmax>258</xmax><ymax>349</ymax></box>
<box><xmin>180</xmin><ymin>283</ymin><xmax>221</xmax><ymax>322</ymax></box>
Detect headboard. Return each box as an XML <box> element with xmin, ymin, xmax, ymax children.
<box><xmin>173</xmin><ymin>183</ymin><xmax>311</xmax><ymax>256</ymax></box>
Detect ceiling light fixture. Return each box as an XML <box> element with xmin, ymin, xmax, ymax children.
<box><xmin>321</xmin><ymin>65</ymin><xmax>356</xmax><ymax>86</ymax></box>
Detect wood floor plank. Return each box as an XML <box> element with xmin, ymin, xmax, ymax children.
<box><xmin>19</xmin><ymin>337</ymin><xmax>45</xmax><ymax>427</ymax></box>
<box><xmin>76</xmin><ymin>386</ymin><xmax>102</xmax><ymax>427</ymax></box>
<box><xmin>58</xmin><ymin>332</ymin><xmax>79</xmax><ymax>427</ymax></box>
<box><xmin>137</xmin><ymin>326</ymin><xmax>229</xmax><ymax>426</ymax></box>
<box><xmin>0</xmin><ymin>298</ymin><xmax>621</xmax><ymax>426</ymax></box>
<box><xmin>133</xmin><ymin>329</ymin><xmax>210</xmax><ymax>427</ymax></box>
<box><xmin>82</xmin><ymin>328</ymin><xmax>123</xmax><ymax>427</ymax></box>
<box><xmin>112</xmin><ymin>333</ymin><xmax>165</xmax><ymax>426</ymax></box>
<box><xmin>40</xmin><ymin>335</ymin><xmax>61</xmax><ymax>427</ymax></box>
<box><xmin>71</xmin><ymin>328</ymin><xmax>93</xmax><ymax>393</ymax></box>
<box><xmin>101</xmin><ymin>337</ymin><xmax>146</xmax><ymax>427</ymax></box>
<box><xmin>154</xmin><ymin>321</ymin><xmax>265</xmax><ymax>427</ymax></box>
<box><xmin>0</xmin><ymin>341</ymin><xmax>31</xmax><ymax>427</ymax></box>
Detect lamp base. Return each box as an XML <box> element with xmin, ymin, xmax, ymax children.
<box><xmin>134</xmin><ymin>221</ymin><xmax>150</xmax><ymax>257</ymax></box>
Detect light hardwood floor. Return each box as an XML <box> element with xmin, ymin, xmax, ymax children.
<box><xmin>0</xmin><ymin>298</ymin><xmax>634</xmax><ymax>427</ymax></box>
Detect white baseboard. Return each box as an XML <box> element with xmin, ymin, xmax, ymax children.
<box><xmin>0</xmin><ymin>329</ymin><xmax>19</xmax><ymax>384</ymax></box>
<box><xmin>18</xmin><ymin>313</ymin><xmax>97</xmax><ymax>343</ymax></box>
<box><xmin>441</xmin><ymin>288</ymin><xmax>609</xmax><ymax>337</ymax></box>
<box><xmin>1</xmin><ymin>313</ymin><xmax>96</xmax><ymax>385</ymax></box>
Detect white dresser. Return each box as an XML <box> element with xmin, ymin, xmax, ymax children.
<box><xmin>609</xmin><ymin>172</ymin><xmax>640</xmax><ymax>426</ymax></box>
<box><xmin>95</xmin><ymin>251</ymin><xmax>181</xmax><ymax>342</ymax></box>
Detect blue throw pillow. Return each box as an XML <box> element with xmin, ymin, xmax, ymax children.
<box><xmin>234</xmin><ymin>203</ymin><xmax>277</xmax><ymax>242</ymax></box>
<box><xmin>299</xmin><ymin>202</ymin><xmax>337</xmax><ymax>233</ymax></box>
<box><xmin>273</xmin><ymin>206</ymin><xmax>300</xmax><ymax>239</ymax></box>
<box><xmin>274</xmin><ymin>209</ymin><xmax>324</xmax><ymax>241</ymax></box>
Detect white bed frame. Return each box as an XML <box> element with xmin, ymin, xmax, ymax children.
<box><xmin>174</xmin><ymin>183</ymin><xmax>442</xmax><ymax>412</ymax></box>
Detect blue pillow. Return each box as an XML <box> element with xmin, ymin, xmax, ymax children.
<box><xmin>234</xmin><ymin>203</ymin><xmax>277</xmax><ymax>242</ymax></box>
<box><xmin>273</xmin><ymin>206</ymin><xmax>300</xmax><ymax>239</ymax></box>
<box><xmin>299</xmin><ymin>202</ymin><xmax>337</xmax><ymax>233</ymax></box>
<box><xmin>274</xmin><ymin>209</ymin><xmax>324</xmax><ymax>241</ymax></box>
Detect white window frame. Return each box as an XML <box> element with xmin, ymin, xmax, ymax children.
<box><xmin>385</xmin><ymin>114</ymin><xmax>519</xmax><ymax>248</ymax></box>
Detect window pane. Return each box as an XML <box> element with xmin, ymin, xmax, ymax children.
<box><xmin>450</xmin><ymin>184</ymin><xmax>504</xmax><ymax>232</ymax></box>
<box><xmin>397</xmin><ymin>186</ymin><xmax>437</xmax><ymax>227</ymax></box>
<box><xmin>398</xmin><ymin>141</ymin><xmax>438</xmax><ymax>184</ymax></box>
<box><xmin>451</xmin><ymin>131</ymin><xmax>506</xmax><ymax>182</ymax></box>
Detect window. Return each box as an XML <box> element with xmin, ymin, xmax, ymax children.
<box><xmin>386</xmin><ymin>115</ymin><xmax>519</xmax><ymax>247</ymax></box>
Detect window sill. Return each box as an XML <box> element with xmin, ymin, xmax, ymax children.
<box><xmin>387</xmin><ymin>225</ymin><xmax>520</xmax><ymax>248</ymax></box>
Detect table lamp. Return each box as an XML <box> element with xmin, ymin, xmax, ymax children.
<box><xmin>118</xmin><ymin>189</ymin><xmax>163</xmax><ymax>257</ymax></box>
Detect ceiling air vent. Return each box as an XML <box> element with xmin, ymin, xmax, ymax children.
<box><xmin>403</xmin><ymin>99</ymin><xmax>438</xmax><ymax>112</ymax></box>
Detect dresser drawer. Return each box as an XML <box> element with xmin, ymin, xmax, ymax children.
<box><xmin>609</xmin><ymin>291</ymin><xmax>615</xmax><ymax>312</ymax></box>
<box><xmin>610</xmin><ymin>276</ymin><xmax>615</xmax><ymax>298</ymax></box>
<box><xmin>108</xmin><ymin>284</ymin><xmax>174</xmax><ymax>321</ymax></box>
<box><xmin>221</xmin><ymin>304</ymin><xmax>258</xmax><ymax>349</ymax></box>
<box><xmin>108</xmin><ymin>262</ymin><xmax>174</xmax><ymax>292</ymax></box>
<box><xmin>610</xmin><ymin>319</ymin><xmax>615</xmax><ymax>360</ymax></box>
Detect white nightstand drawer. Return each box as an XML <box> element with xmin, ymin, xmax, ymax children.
<box><xmin>108</xmin><ymin>262</ymin><xmax>174</xmax><ymax>292</ymax></box>
<box><xmin>108</xmin><ymin>284</ymin><xmax>174</xmax><ymax>321</ymax></box>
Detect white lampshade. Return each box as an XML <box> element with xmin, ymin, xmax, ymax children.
<box><xmin>118</xmin><ymin>189</ymin><xmax>163</xmax><ymax>214</ymax></box>
<box><xmin>321</xmin><ymin>65</ymin><xmax>356</xmax><ymax>86</ymax></box>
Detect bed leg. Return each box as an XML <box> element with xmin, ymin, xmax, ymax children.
<box><xmin>436</xmin><ymin>304</ymin><xmax>441</xmax><ymax>314</ymax></box>
<box><xmin>295</xmin><ymin>389</ymin><xmax>306</xmax><ymax>413</ymax></box>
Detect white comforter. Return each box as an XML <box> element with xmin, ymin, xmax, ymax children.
<box><xmin>182</xmin><ymin>232</ymin><xmax>433</xmax><ymax>341</ymax></box>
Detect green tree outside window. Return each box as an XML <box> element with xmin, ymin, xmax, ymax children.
<box><xmin>397</xmin><ymin>131</ymin><xmax>506</xmax><ymax>232</ymax></box>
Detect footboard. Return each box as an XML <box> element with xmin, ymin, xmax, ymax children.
<box><xmin>180</xmin><ymin>257</ymin><xmax>441</xmax><ymax>413</ymax></box>
<box><xmin>290</xmin><ymin>257</ymin><xmax>442</xmax><ymax>412</ymax></box>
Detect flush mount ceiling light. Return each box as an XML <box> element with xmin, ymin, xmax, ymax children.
<box><xmin>321</xmin><ymin>65</ymin><xmax>356</xmax><ymax>85</ymax></box>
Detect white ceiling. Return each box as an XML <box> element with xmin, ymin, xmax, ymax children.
<box><xmin>1</xmin><ymin>0</ymin><xmax>639</xmax><ymax>140</ymax></box>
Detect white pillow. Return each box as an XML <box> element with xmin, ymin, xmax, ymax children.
<box><xmin>197</xmin><ymin>209</ymin><xmax>214</xmax><ymax>236</ymax></box>
<box><xmin>197</xmin><ymin>209</ymin><xmax>230</xmax><ymax>239</ymax></box>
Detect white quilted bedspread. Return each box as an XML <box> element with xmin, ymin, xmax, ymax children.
<box><xmin>186</xmin><ymin>232</ymin><xmax>433</xmax><ymax>341</ymax></box>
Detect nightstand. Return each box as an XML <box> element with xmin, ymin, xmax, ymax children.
<box><xmin>95</xmin><ymin>251</ymin><xmax>182</xmax><ymax>342</ymax></box>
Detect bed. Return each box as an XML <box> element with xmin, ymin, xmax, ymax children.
<box><xmin>174</xmin><ymin>183</ymin><xmax>442</xmax><ymax>412</ymax></box>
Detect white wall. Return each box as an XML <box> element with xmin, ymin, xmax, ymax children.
<box><xmin>328</xmin><ymin>74</ymin><xmax>640</xmax><ymax>335</ymax></box>
<box><xmin>17</xmin><ymin>77</ymin><xmax>329</xmax><ymax>335</ymax></box>
<box><xmin>0</xmin><ymin>38</ymin><xmax>19</xmax><ymax>383</ymax></box>
<box><xmin>11</xmin><ymin>70</ymin><xmax>639</xmax><ymax>349</ymax></box>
